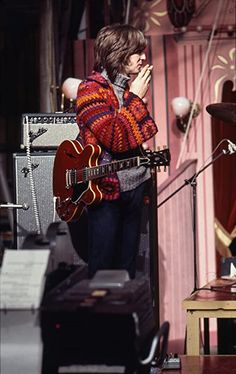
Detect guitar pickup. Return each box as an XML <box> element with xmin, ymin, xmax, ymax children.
<box><xmin>65</xmin><ymin>169</ymin><xmax>72</xmax><ymax>189</ymax></box>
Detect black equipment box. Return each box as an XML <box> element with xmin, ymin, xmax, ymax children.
<box><xmin>40</xmin><ymin>268</ymin><xmax>156</xmax><ymax>373</ymax></box>
<box><xmin>220</xmin><ymin>257</ymin><xmax>236</xmax><ymax>277</ymax></box>
<box><xmin>21</xmin><ymin>113</ymin><xmax>78</xmax><ymax>149</ymax></box>
<box><xmin>218</xmin><ymin>257</ymin><xmax>236</xmax><ymax>354</ymax></box>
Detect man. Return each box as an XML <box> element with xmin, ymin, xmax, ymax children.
<box><xmin>76</xmin><ymin>23</ymin><xmax>158</xmax><ymax>279</ymax></box>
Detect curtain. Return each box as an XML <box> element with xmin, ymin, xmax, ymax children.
<box><xmin>39</xmin><ymin>0</ymin><xmax>57</xmax><ymax>112</ymax></box>
<box><xmin>39</xmin><ymin>0</ymin><xmax>85</xmax><ymax>112</ymax></box>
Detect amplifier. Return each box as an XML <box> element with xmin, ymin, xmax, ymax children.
<box><xmin>13</xmin><ymin>151</ymin><xmax>58</xmax><ymax>248</ymax></box>
<box><xmin>21</xmin><ymin>112</ymin><xmax>79</xmax><ymax>149</ymax></box>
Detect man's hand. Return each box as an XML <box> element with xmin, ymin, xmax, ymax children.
<box><xmin>129</xmin><ymin>64</ymin><xmax>153</xmax><ymax>99</ymax></box>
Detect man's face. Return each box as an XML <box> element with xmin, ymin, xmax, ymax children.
<box><xmin>124</xmin><ymin>51</ymin><xmax>146</xmax><ymax>76</ymax></box>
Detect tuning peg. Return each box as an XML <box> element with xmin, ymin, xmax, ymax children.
<box><xmin>158</xmin><ymin>166</ymin><xmax>161</xmax><ymax>172</ymax></box>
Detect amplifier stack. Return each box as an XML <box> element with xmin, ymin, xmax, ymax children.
<box><xmin>14</xmin><ymin>112</ymin><xmax>79</xmax><ymax>249</ymax></box>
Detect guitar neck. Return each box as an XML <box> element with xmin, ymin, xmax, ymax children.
<box><xmin>85</xmin><ymin>156</ymin><xmax>142</xmax><ymax>181</ymax></box>
<box><xmin>65</xmin><ymin>146</ymin><xmax>170</xmax><ymax>187</ymax></box>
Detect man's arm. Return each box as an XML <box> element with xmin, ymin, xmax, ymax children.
<box><xmin>76</xmin><ymin>79</ymin><xmax>157</xmax><ymax>153</ymax></box>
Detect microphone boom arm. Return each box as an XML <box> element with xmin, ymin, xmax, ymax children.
<box><xmin>157</xmin><ymin>146</ymin><xmax>230</xmax><ymax>293</ymax></box>
<box><xmin>158</xmin><ymin>148</ymin><xmax>229</xmax><ymax>208</ymax></box>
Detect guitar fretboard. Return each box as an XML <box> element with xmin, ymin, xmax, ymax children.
<box><xmin>66</xmin><ymin>156</ymin><xmax>145</xmax><ymax>187</ymax></box>
<box><xmin>85</xmin><ymin>157</ymin><xmax>141</xmax><ymax>180</ymax></box>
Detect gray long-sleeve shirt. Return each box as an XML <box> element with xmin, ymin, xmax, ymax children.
<box><xmin>101</xmin><ymin>70</ymin><xmax>151</xmax><ymax>192</ymax></box>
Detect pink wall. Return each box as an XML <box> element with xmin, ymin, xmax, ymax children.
<box><xmin>72</xmin><ymin>0</ymin><xmax>236</xmax><ymax>353</ymax></box>
<box><xmin>132</xmin><ymin>0</ymin><xmax>235</xmax><ymax>351</ymax></box>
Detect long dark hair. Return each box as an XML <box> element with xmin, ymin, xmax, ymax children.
<box><xmin>93</xmin><ymin>24</ymin><xmax>147</xmax><ymax>82</ymax></box>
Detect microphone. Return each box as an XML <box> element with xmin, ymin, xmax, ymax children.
<box><xmin>227</xmin><ymin>139</ymin><xmax>236</xmax><ymax>154</ymax></box>
<box><xmin>0</xmin><ymin>203</ymin><xmax>30</xmax><ymax>210</ymax></box>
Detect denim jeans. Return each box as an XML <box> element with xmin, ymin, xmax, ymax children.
<box><xmin>87</xmin><ymin>181</ymin><xmax>147</xmax><ymax>279</ymax></box>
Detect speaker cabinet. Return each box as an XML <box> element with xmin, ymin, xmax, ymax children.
<box><xmin>13</xmin><ymin>151</ymin><xmax>59</xmax><ymax>248</ymax></box>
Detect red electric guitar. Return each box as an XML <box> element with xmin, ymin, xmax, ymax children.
<box><xmin>53</xmin><ymin>139</ymin><xmax>171</xmax><ymax>222</ymax></box>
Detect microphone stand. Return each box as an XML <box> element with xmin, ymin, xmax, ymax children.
<box><xmin>157</xmin><ymin>148</ymin><xmax>229</xmax><ymax>293</ymax></box>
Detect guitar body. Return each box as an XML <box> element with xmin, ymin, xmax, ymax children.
<box><xmin>53</xmin><ymin>140</ymin><xmax>102</xmax><ymax>222</ymax></box>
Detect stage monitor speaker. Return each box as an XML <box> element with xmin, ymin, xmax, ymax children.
<box><xmin>13</xmin><ymin>151</ymin><xmax>60</xmax><ymax>249</ymax></box>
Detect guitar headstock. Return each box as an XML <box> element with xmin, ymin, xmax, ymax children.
<box><xmin>144</xmin><ymin>147</ymin><xmax>171</xmax><ymax>171</ymax></box>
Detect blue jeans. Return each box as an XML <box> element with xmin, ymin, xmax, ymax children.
<box><xmin>87</xmin><ymin>182</ymin><xmax>146</xmax><ymax>279</ymax></box>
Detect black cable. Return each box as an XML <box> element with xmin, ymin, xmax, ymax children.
<box><xmin>193</xmin><ymin>285</ymin><xmax>236</xmax><ymax>294</ymax></box>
